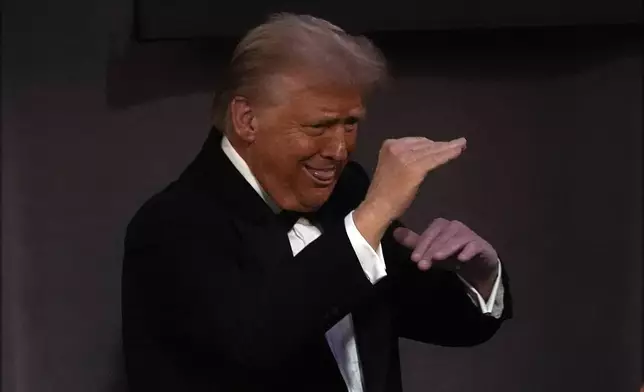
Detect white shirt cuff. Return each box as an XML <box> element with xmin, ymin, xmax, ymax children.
<box><xmin>457</xmin><ymin>260</ymin><xmax>504</xmax><ymax>319</ymax></box>
<box><xmin>344</xmin><ymin>211</ymin><xmax>388</xmax><ymax>284</ymax></box>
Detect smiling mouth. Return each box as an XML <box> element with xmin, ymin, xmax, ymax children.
<box><xmin>303</xmin><ymin>165</ymin><xmax>336</xmax><ymax>185</ymax></box>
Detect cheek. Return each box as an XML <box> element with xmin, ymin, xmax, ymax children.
<box><xmin>264</xmin><ymin>134</ymin><xmax>317</xmax><ymax>173</ymax></box>
<box><xmin>345</xmin><ymin>132</ymin><xmax>358</xmax><ymax>153</ymax></box>
<box><xmin>288</xmin><ymin>135</ymin><xmax>323</xmax><ymax>163</ymax></box>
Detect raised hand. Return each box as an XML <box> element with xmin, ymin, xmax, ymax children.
<box><xmin>363</xmin><ymin>137</ymin><xmax>467</xmax><ymax>221</ymax></box>
<box><xmin>353</xmin><ymin>137</ymin><xmax>467</xmax><ymax>250</ymax></box>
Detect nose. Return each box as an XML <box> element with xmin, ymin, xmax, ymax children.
<box><xmin>320</xmin><ymin>126</ymin><xmax>348</xmax><ymax>161</ymax></box>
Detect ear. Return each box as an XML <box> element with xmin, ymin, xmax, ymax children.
<box><xmin>230</xmin><ymin>96</ymin><xmax>258</xmax><ymax>143</ymax></box>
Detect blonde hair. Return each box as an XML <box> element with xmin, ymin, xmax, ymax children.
<box><xmin>212</xmin><ymin>13</ymin><xmax>388</xmax><ymax>132</ymax></box>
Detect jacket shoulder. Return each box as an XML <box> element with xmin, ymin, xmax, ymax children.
<box><xmin>124</xmin><ymin>181</ymin><xmax>226</xmax><ymax>249</ymax></box>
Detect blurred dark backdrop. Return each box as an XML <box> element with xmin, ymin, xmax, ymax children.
<box><xmin>2</xmin><ymin>0</ymin><xmax>641</xmax><ymax>391</ymax></box>
<box><xmin>135</xmin><ymin>0</ymin><xmax>642</xmax><ymax>38</ymax></box>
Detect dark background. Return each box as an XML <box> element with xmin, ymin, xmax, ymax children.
<box><xmin>136</xmin><ymin>0</ymin><xmax>642</xmax><ymax>38</ymax></box>
<box><xmin>2</xmin><ymin>0</ymin><xmax>642</xmax><ymax>391</ymax></box>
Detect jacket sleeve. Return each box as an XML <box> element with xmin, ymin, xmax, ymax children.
<box><xmin>122</xmin><ymin>195</ymin><xmax>376</xmax><ymax>372</ymax></box>
<box><xmin>348</xmin><ymin>163</ymin><xmax>513</xmax><ymax>347</ymax></box>
<box><xmin>383</xmin><ymin>221</ymin><xmax>513</xmax><ymax>346</ymax></box>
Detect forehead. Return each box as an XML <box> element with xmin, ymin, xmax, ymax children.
<box><xmin>275</xmin><ymin>74</ymin><xmax>365</xmax><ymax>118</ymax></box>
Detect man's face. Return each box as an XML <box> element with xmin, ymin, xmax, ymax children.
<box><xmin>247</xmin><ymin>76</ymin><xmax>365</xmax><ymax>212</ymax></box>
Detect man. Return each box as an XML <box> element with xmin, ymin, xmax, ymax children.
<box><xmin>122</xmin><ymin>13</ymin><xmax>512</xmax><ymax>392</ymax></box>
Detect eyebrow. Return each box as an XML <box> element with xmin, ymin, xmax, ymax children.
<box><xmin>308</xmin><ymin>111</ymin><xmax>366</xmax><ymax>127</ymax></box>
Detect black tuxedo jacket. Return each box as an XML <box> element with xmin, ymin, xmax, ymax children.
<box><xmin>122</xmin><ymin>129</ymin><xmax>512</xmax><ymax>392</ymax></box>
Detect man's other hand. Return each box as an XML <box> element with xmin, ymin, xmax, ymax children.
<box><xmin>393</xmin><ymin>219</ymin><xmax>499</xmax><ymax>296</ymax></box>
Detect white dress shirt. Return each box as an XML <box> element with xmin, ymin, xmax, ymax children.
<box><xmin>221</xmin><ymin>136</ymin><xmax>504</xmax><ymax>392</ymax></box>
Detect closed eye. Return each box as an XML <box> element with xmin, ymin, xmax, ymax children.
<box><xmin>307</xmin><ymin>116</ymin><xmax>361</xmax><ymax>128</ymax></box>
<box><xmin>310</xmin><ymin>123</ymin><xmax>329</xmax><ymax>129</ymax></box>
<box><xmin>344</xmin><ymin>117</ymin><xmax>360</xmax><ymax>126</ymax></box>
<box><xmin>309</xmin><ymin>119</ymin><xmax>338</xmax><ymax>129</ymax></box>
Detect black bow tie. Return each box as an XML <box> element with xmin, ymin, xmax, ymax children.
<box><xmin>277</xmin><ymin>209</ymin><xmax>319</xmax><ymax>230</ymax></box>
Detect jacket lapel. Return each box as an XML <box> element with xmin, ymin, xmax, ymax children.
<box><xmin>352</xmin><ymin>279</ymin><xmax>395</xmax><ymax>392</ymax></box>
<box><xmin>231</xmin><ymin>217</ymin><xmax>296</xmax><ymax>272</ymax></box>
<box><xmin>179</xmin><ymin>128</ymin><xmax>273</xmax><ymax>221</ymax></box>
<box><xmin>179</xmin><ymin>128</ymin><xmax>294</xmax><ymax>270</ymax></box>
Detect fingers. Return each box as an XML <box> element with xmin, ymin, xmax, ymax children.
<box><xmin>382</xmin><ymin>136</ymin><xmax>466</xmax><ymax>176</ymax></box>
<box><xmin>437</xmin><ymin>137</ymin><xmax>467</xmax><ymax>152</ymax></box>
<box><xmin>406</xmin><ymin>137</ymin><xmax>465</xmax><ymax>156</ymax></box>
<box><xmin>427</xmin><ymin>235</ymin><xmax>473</xmax><ymax>272</ymax></box>
<box><xmin>417</xmin><ymin>259</ymin><xmax>432</xmax><ymax>270</ymax></box>
<box><xmin>398</xmin><ymin>137</ymin><xmax>465</xmax><ymax>152</ymax></box>
<box><xmin>449</xmin><ymin>137</ymin><xmax>467</xmax><ymax>148</ymax></box>
<box><xmin>417</xmin><ymin>138</ymin><xmax>466</xmax><ymax>155</ymax></box>
<box><xmin>411</xmin><ymin>218</ymin><xmax>448</xmax><ymax>262</ymax></box>
<box><xmin>398</xmin><ymin>137</ymin><xmax>433</xmax><ymax>146</ymax></box>
<box><xmin>416</xmin><ymin>142</ymin><xmax>465</xmax><ymax>168</ymax></box>
<box><xmin>409</xmin><ymin>220</ymin><xmax>480</xmax><ymax>272</ymax></box>
<box><xmin>387</xmin><ymin>137</ymin><xmax>433</xmax><ymax>153</ymax></box>
<box><xmin>393</xmin><ymin>227</ymin><xmax>419</xmax><ymax>248</ymax></box>
<box><xmin>424</xmin><ymin>221</ymin><xmax>462</xmax><ymax>260</ymax></box>
<box><xmin>400</xmin><ymin>218</ymin><xmax>493</xmax><ymax>274</ymax></box>
<box><xmin>405</xmin><ymin>138</ymin><xmax>466</xmax><ymax>172</ymax></box>
<box><xmin>457</xmin><ymin>241</ymin><xmax>481</xmax><ymax>261</ymax></box>
<box><xmin>432</xmin><ymin>235</ymin><xmax>471</xmax><ymax>261</ymax></box>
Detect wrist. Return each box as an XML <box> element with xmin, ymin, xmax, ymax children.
<box><xmin>355</xmin><ymin>200</ymin><xmax>393</xmax><ymax>230</ymax></box>
<box><xmin>353</xmin><ymin>201</ymin><xmax>392</xmax><ymax>250</ymax></box>
<box><xmin>459</xmin><ymin>261</ymin><xmax>499</xmax><ymax>298</ymax></box>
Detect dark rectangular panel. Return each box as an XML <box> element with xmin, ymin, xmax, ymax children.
<box><xmin>135</xmin><ymin>0</ymin><xmax>642</xmax><ymax>40</ymax></box>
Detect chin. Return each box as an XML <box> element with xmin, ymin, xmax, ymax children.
<box><xmin>299</xmin><ymin>188</ymin><xmax>334</xmax><ymax>211</ymax></box>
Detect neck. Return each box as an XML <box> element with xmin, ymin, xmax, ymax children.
<box><xmin>222</xmin><ymin>131</ymin><xmax>281</xmax><ymax>213</ymax></box>
<box><xmin>225</xmin><ymin>130</ymin><xmax>252</xmax><ymax>162</ymax></box>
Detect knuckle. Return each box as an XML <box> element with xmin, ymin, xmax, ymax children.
<box><xmin>430</xmin><ymin>218</ymin><xmax>448</xmax><ymax>230</ymax></box>
<box><xmin>383</xmin><ymin>139</ymin><xmax>400</xmax><ymax>153</ymax></box>
<box><xmin>383</xmin><ymin>138</ymin><xmax>398</xmax><ymax>148</ymax></box>
<box><xmin>381</xmin><ymin>140</ymin><xmax>392</xmax><ymax>151</ymax></box>
<box><xmin>424</xmin><ymin>226</ymin><xmax>440</xmax><ymax>237</ymax></box>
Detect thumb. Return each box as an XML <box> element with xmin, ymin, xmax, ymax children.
<box><xmin>393</xmin><ymin>227</ymin><xmax>419</xmax><ymax>249</ymax></box>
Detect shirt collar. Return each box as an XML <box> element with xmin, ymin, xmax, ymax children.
<box><xmin>221</xmin><ymin>136</ymin><xmax>281</xmax><ymax>213</ymax></box>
